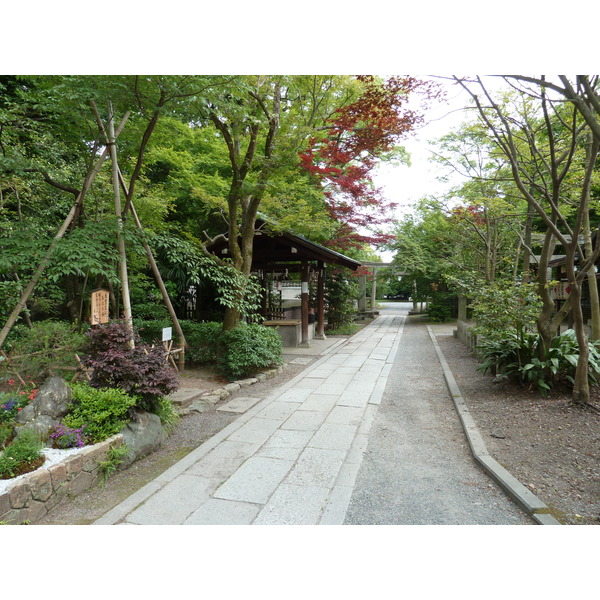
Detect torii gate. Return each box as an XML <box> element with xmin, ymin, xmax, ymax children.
<box><xmin>358</xmin><ymin>261</ymin><xmax>406</xmax><ymax>312</ymax></box>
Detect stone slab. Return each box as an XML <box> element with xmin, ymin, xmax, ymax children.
<box><xmin>126</xmin><ymin>475</ymin><xmax>219</xmax><ymax>525</ymax></box>
<box><xmin>326</xmin><ymin>405</ymin><xmax>365</xmax><ymax>426</ymax></box>
<box><xmin>256</xmin><ymin>429</ymin><xmax>314</xmax><ymax>461</ymax></box>
<box><xmin>184</xmin><ymin>498</ymin><xmax>261</xmax><ymax>525</ymax></box>
<box><xmin>217</xmin><ymin>396</ymin><xmax>263</xmax><ymax>414</ymax></box>
<box><xmin>186</xmin><ymin>440</ymin><xmax>259</xmax><ymax>480</ymax></box>
<box><xmin>308</xmin><ymin>422</ymin><xmax>357</xmax><ymax>451</ymax></box>
<box><xmin>273</xmin><ymin>388</ymin><xmax>313</xmax><ymax>404</ymax></box>
<box><xmin>253</xmin><ymin>484</ymin><xmax>331</xmax><ymax>525</ymax></box>
<box><xmin>285</xmin><ymin>447</ymin><xmax>346</xmax><ymax>488</ymax></box>
<box><xmin>168</xmin><ymin>388</ymin><xmax>204</xmax><ymax>408</ymax></box>
<box><xmin>281</xmin><ymin>410</ymin><xmax>327</xmax><ymax>432</ymax></box>
<box><xmin>226</xmin><ymin>418</ymin><xmax>283</xmax><ymax>445</ymax></box>
<box><xmin>297</xmin><ymin>394</ymin><xmax>339</xmax><ymax>413</ymax></box>
<box><xmin>213</xmin><ymin>456</ymin><xmax>294</xmax><ymax>504</ymax></box>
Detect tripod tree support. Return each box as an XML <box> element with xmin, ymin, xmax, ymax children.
<box><xmin>0</xmin><ymin>110</ymin><xmax>129</xmax><ymax>351</ymax></box>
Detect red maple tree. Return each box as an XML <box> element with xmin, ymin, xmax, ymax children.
<box><xmin>300</xmin><ymin>75</ymin><xmax>439</xmax><ymax>251</ymax></box>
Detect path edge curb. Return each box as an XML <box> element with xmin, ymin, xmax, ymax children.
<box><xmin>426</xmin><ymin>325</ymin><xmax>561</xmax><ymax>525</ymax></box>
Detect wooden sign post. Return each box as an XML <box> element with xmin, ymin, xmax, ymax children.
<box><xmin>90</xmin><ymin>289</ymin><xmax>110</xmax><ymax>325</ymax></box>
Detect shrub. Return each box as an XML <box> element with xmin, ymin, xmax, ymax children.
<box><xmin>0</xmin><ymin>389</ymin><xmax>34</xmax><ymax>424</ymax></box>
<box><xmin>135</xmin><ymin>320</ymin><xmax>221</xmax><ymax>364</ymax></box>
<box><xmin>180</xmin><ymin>321</ymin><xmax>222</xmax><ymax>364</ymax></box>
<box><xmin>63</xmin><ymin>383</ymin><xmax>138</xmax><ymax>444</ymax></box>
<box><xmin>99</xmin><ymin>443</ymin><xmax>129</xmax><ymax>488</ymax></box>
<box><xmin>0</xmin><ymin>321</ymin><xmax>86</xmax><ymax>382</ymax></box>
<box><xmin>325</xmin><ymin>270</ymin><xmax>359</xmax><ymax>330</ymax></box>
<box><xmin>135</xmin><ymin>319</ymin><xmax>172</xmax><ymax>345</ymax></box>
<box><xmin>82</xmin><ymin>319</ymin><xmax>179</xmax><ymax>410</ymax></box>
<box><xmin>218</xmin><ymin>323</ymin><xmax>282</xmax><ymax>380</ymax></box>
<box><xmin>426</xmin><ymin>291</ymin><xmax>455</xmax><ymax>323</ymax></box>
<box><xmin>0</xmin><ymin>429</ymin><xmax>43</xmax><ymax>479</ymax></box>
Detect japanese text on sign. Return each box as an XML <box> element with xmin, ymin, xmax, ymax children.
<box><xmin>90</xmin><ymin>289</ymin><xmax>110</xmax><ymax>325</ymax></box>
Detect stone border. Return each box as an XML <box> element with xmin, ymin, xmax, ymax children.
<box><xmin>426</xmin><ymin>325</ymin><xmax>561</xmax><ymax>525</ymax></box>
<box><xmin>171</xmin><ymin>365</ymin><xmax>285</xmax><ymax>415</ymax></box>
<box><xmin>0</xmin><ymin>434</ymin><xmax>124</xmax><ymax>525</ymax></box>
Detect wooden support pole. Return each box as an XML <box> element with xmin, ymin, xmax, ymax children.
<box><xmin>316</xmin><ymin>261</ymin><xmax>326</xmax><ymax>339</ymax></box>
<box><xmin>105</xmin><ymin>103</ymin><xmax>134</xmax><ymax>347</ymax></box>
<box><xmin>0</xmin><ymin>110</ymin><xmax>128</xmax><ymax>351</ymax></box>
<box><xmin>300</xmin><ymin>262</ymin><xmax>310</xmax><ymax>346</ymax></box>
<box><xmin>371</xmin><ymin>267</ymin><xmax>377</xmax><ymax>311</ymax></box>
<box><xmin>117</xmin><ymin>168</ymin><xmax>187</xmax><ymax>368</ymax></box>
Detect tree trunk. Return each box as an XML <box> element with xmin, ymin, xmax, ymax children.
<box><xmin>569</xmin><ymin>279</ymin><xmax>591</xmax><ymax>404</ymax></box>
<box><xmin>106</xmin><ymin>104</ymin><xmax>134</xmax><ymax>347</ymax></box>
<box><xmin>582</xmin><ymin>133</ymin><xmax>600</xmax><ymax>340</ymax></box>
<box><xmin>536</xmin><ymin>225</ymin><xmax>559</xmax><ymax>355</ymax></box>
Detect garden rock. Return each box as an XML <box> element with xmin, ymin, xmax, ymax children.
<box><xmin>119</xmin><ymin>410</ymin><xmax>166</xmax><ymax>468</ymax></box>
<box><xmin>14</xmin><ymin>377</ymin><xmax>72</xmax><ymax>439</ymax></box>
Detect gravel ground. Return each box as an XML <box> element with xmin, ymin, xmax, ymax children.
<box><xmin>344</xmin><ymin>316</ymin><xmax>532</xmax><ymax>525</ymax></box>
<box><xmin>436</xmin><ymin>330</ymin><xmax>600</xmax><ymax>525</ymax></box>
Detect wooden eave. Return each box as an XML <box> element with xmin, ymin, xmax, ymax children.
<box><xmin>207</xmin><ymin>220</ymin><xmax>362</xmax><ymax>272</ymax></box>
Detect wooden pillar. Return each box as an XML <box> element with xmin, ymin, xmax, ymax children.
<box><xmin>300</xmin><ymin>262</ymin><xmax>310</xmax><ymax>346</ymax></box>
<box><xmin>315</xmin><ymin>261</ymin><xmax>326</xmax><ymax>339</ymax></box>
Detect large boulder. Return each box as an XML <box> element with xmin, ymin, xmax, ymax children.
<box><xmin>15</xmin><ymin>377</ymin><xmax>73</xmax><ymax>440</ymax></box>
<box><xmin>118</xmin><ymin>410</ymin><xmax>166</xmax><ymax>468</ymax></box>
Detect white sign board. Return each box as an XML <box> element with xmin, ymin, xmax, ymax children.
<box><xmin>162</xmin><ymin>327</ymin><xmax>173</xmax><ymax>342</ymax></box>
<box><xmin>550</xmin><ymin>282</ymin><xmax>571</xmax><ymax>300</ymax></box>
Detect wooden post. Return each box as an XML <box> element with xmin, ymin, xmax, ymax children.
<box><xmin>315</xmin><ymin>261</ymin><xmax>326</xmax><ymax>339</ymax></box>
<box><xmin>300</xmin><ymin>262</ymin><xmax>310</xmax><ymax>347</ymax></box>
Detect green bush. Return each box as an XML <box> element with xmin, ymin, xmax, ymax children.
<box><xmin>218</xmin><ymin>323</ymin><xmax>282</xmax><ymax>380</ymax></box>
<box><xmin>135</xmin><ymin>319</ymin><xmax>222</xmax><ymax>364</ymax></box>
<box><xmin>426</xmin><ymin>292</ymin><xmax>455</xmax><ymax>323</ymax></box>
<box><xmin>181</xmin><ymin>321</ymin><xmax>222</xmax><ymax>364</ymax></box>
<box><xmin>135</xmin><ymin>319</ymin><xmax>172</xmax><ymax>344</ymax></box>
<box><xmin>63</xmin><ymin>383</ymin><xmax>138</xmax><ymax>444</ymax></box>
<box><xmin>0</xmin><ymin>429</ymin><xmax>43</xmax><ymax>479</ymax></box>
<box><xmin>477</xmin><ymin>329</ymin><xmax>600</xmax><ymax>397</ymax></box>
<box><xmin>325</xmin><ymin>270</ymin><xmax>359</xmax><ymax>330</ymax></box>
<box><xmin>0</xmin><ymin>321</ymin><xmax>86</xmax><ymax>382</ymax></box>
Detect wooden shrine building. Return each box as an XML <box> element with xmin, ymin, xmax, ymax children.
<box><xmin>207</xmin><ymin>219</ymin><xmax>362</xmax><ymax>347</ymax></box>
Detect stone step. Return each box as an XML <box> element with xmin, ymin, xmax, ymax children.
<box><xmin>168</xmin><ymin>388</ymin><xmax>206</xmax><ymax>409</ymax></box>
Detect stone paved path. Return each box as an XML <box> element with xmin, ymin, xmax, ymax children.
<box><xmin>95</xmin><ymin>305</ymin><xmax>531</xmax><ymax>525</ymax></box>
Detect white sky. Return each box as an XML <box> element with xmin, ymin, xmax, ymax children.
<box><xmin>372</xmin><ymin>76</ymin><xmax>476</xmax><ymax>260</ymax></box>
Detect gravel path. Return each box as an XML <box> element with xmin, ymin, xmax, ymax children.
<box><xmin>344</xmin><ymin>311</ymin><xmax>532</xmax><ymax>524</ymax></box>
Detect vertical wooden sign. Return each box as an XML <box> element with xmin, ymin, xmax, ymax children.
<box><xmin>90</xmin><ymin>289</ymin><xmax>110</xmax><ymax>325</ymax></box>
